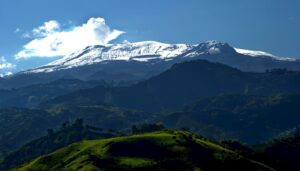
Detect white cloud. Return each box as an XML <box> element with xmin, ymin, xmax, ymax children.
<box><xmin>0</xmin><ymin>72</ymin><xmax>13</xmax><ymax>78</ymax></box>
<box><xmin>22</xmin><ymin>33</ymin><xmax>31</xmax><ymax>38</ymax></box>
<box><xmin>0</xmin><ymin>56</ymin><xmax>15</xmax><ymax>69</ymax></box>
<box><xmin>32</xmin><ymin>20</ymin><xmax>60</xmax><ymax>37</ymax></box>
<box><xmin>14</xmin><ymin>28</ymin><xmax>21</xmax><ymax>33</ymax></box>
<box><xmin>16</xmin><ymin>17</ymin><xmax>125</xmax><ymax>59</ymax></box>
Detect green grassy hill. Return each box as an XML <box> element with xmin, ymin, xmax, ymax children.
<box><xmin>0</xmin><ymin>120</ymin><xmax>115</xmax><ymax>170</ymax></box>
<box><xmin>18</xmin><ymin>131</ymin><xmax>274</xmax><ymax>171</ymax></box>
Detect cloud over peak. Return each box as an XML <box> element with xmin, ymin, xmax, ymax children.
<box><xmin>16</xmin><ymin>17</ymin><xmax>125</xmax><ymax>59</ymax></box>
<box><xmin>0</xmin><ymin>56</ymin><xmax>15</xmax><ymax>77</ymax></box>
<box><xmin>0</xmin><ymin>56</ymin><xmax>15</xmax><ymax>69</ymax></box>
<box><xmin>32</xmin><ymin>20</ymin><xmax>60</xmax><ymax>37</ymax></box>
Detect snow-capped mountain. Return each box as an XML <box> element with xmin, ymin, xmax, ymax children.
<box><xmin>2</xmin><ymin>40</ymin><xmax>300</xmax><ymax>89</ymax></box>
<box><xmin>28</xmin><ymin>41</ymin><xmax>194</xmax><ymax>73</ymax></box>
<box><xmin>26</xmin><ymin>40</ymin><xmax>297</xmax><ymax>74</ymax></box>
<box><xmin>235</xmin><ymin>48</ymin><xmax>296</xmax><ymax>61</ymax></box>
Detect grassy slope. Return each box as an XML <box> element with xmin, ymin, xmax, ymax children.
<box><xmin>18</xmin><ymin>131</ymin><xmax>274</xmax><ymax>171</ymax></box>
<box><xmin>0</xmin><ymin>122</ymin><xmax>115</xmax><ymax>170</ymax></box>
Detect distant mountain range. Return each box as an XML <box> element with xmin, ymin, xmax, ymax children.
<box><xmin>41</xmin><ymin>60</ymin><xmax>300</xmax><ymax>112</ymax></box>
<box><xmin>1</xmin><ymin>40</ymin><xmax>300</xmax><ymax>89</ymax></box>
<box><xmin>26</xmin><ymin>40</ymin><xmax>297</xmax><ymax>73</ymax></box>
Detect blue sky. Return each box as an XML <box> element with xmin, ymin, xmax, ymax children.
<box><xmin>0</xmin><ymin>0</ymin><xmax>299</xmax><ymax>75</ymax></box>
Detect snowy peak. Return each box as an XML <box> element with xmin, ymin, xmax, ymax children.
<box><xmin>105</xmin><ymin>41</ymin><xmax>193</xmax><ymax>60</ymax></box>
<box><xmin>184</xmin><ymin>41</ymin><xmax>236</xmax><ymax>57</ymax></box>
<box><xmin>234</xmin><ymin>48</ymin><xmax>296</xmax><ymax>61</ymax></box>
<box><xmin>27</xmin><ymin>40</ymin><xmax>298</xmax><ymax>74</ymax></box>
<box><xmin>34</xmin><ymin>41</ymin><xmax>193</xmax><ymax>73</ymax></box>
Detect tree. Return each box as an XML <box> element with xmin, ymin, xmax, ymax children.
<box><xmin>47</xmin><ymin>129</ymin><xmax>54</xmax><ymax>136</ymax></box>
<box><xmin>131</xmin><ymin>123</ymin><xmax>165</xmax><ymax>134</ymax></box>
<box><xmin>131</xmin><ymin>125</ymin><xmax>138</xmax><ymax>134</ymax></box>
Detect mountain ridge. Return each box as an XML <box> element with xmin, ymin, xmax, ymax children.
<box><xmin>26</xmin><ymin>40</ymin><xmax>297</xmax><ymax>74</ymax></box>
<box><xmin>1</xmin><ymin>40</ymin><xmax>300</xmax><ymax>90</ymax></box>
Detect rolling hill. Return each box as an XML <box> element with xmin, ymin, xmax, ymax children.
<box><xmin>17</xmin><ymin>131</ymin><xmax>274</xmax><ymax>171</ymax></box>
